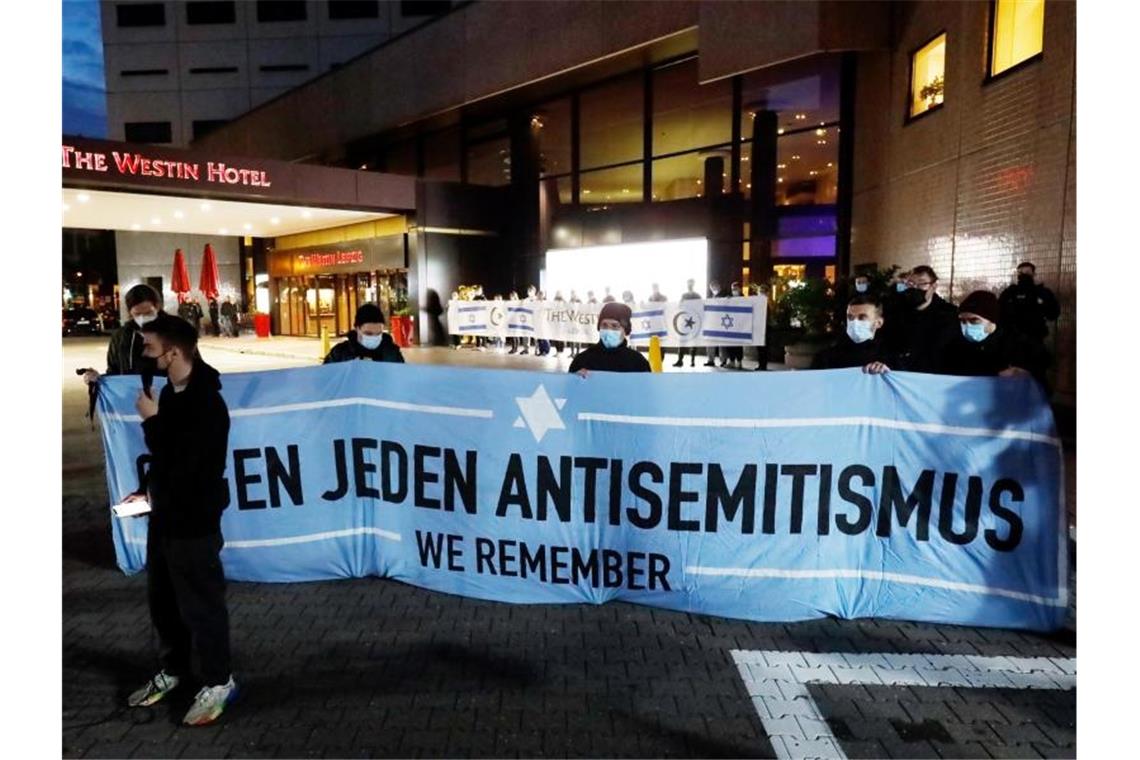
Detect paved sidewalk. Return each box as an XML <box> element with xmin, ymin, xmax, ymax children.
<box><xmin>61</xmin><ymin>338</ymin><xmax>1076</xmax><ymax>759</ymax></box>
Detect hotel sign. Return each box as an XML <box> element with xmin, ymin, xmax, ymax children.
<box><xmin>62</xmin><ymin>144</ymin><xmax>272</xmax><ymax>188</ymax></box>
<box><xmin>296</xmin><ymin>250</ymin><xmax>366</xmax><ymax>271</ymax></box>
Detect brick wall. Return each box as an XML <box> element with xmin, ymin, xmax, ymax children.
<box><xmin>850</xmin><ymin>0</ymin><xmax>1076</xmax><ymax>400</ymax></box>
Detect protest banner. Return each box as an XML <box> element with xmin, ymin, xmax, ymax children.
<box><xmin>98</xmin><ymin>363</ymin><xmax>1066</xmax><ymax>631</ymax></box>
<box><xmin>448</xmin><ymin>296</ymin><xmax>767</xmax><ymax>347</ymax></box>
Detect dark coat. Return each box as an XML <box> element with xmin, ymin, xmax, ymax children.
<box><xmin>105</xmin><ymin>319</ymin><xmax>162</xmax><ymax>377</ymax></box>
<box><xmin>568</xmin><ymin>341</ymin><xmax>652</xmax><ymax>373</ymax></box>
<box><xmin>139</xmin><ymin>358</ymin><xmax>231</xmax><ymax>539</ymax></box>
<box><xmin>998</xmin><ymin>282</ymin><xmax>1061</xmax><ymax>341</ymax></box>
<box><xmin>882</xmin><ymin>294</ymin><xmax>960</xmax><ymax>373</ymax></box>
<box><xmin>324</xmin><ymin>331</ymin><xmax>405</xmax><ymax>364</ymax></box>
<box><xmin>812</xmin><ymin>334</ymin><xmax>894</xmax><ymax>370</ymax></box>
<box><xmin>941</xmin><ymin>327</ymin><xmax>1049</xmax><ymax>388</ymax></box>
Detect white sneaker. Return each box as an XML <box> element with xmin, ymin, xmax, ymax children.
<box><xmin>182</xmin><ymin>676</ymin><xmax>237</xmax><ymax>726</ymax></box>
<box><xmin>127</xmin><ymin>670</ymin><xmax>180</xmax><ymax>707</ymax></box>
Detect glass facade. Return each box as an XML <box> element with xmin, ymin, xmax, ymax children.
<box><xmin>652</xmin><ymin>59</ymin><xmax>733</xmax><ymax>156</ymax></box>
<box><xmin>466</xmin><ymin>136</ymin><xmax>511</xmax><ymax>186</ymax></box>
<box><xmin>535</xmin><ymin>98</ymin><xmax>572</xmax><ymax>178</ymax></box>
<box><xmin>579</xmin><ymin>73</ymin><xmax>644</xmax><ymax>169</ymax></box>
<box><xmin>272</xmin><ymin>270</ymin><xmax>408</xmax><ymax>337</ymax></box>
<box><xmin>579</xmin><ymin>164</ymin><xmax>643</xmax><ymax>204</ymax></box>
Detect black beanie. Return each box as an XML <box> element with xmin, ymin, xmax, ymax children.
<box><xmin>957</xmin><ymin>291</ymin><xmax>1000</xmax><ymax>324</ymax></box>
<box><xmin>354</xmin><ymin>303</ymin><xmax>385</xmax><ymax>327</ymax></box>
<box><xmin>597</xmin><ymin>302</ymin><xmax>633</xmax><ymax>335</ymax></box>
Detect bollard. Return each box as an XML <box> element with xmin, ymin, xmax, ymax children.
<box><xmin>648</xmin><ymin>335</ymin><xmax>663</xmax><ymax>373</ymax></box>
<box><xmin>320</xmin><ymin>326</ymin><xmax>330</xmax><ymax>360</ymax></box>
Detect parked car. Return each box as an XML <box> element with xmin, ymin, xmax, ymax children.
<box><xmin>62</xmin><ymin>307</ymin><xmax>102</xmax><ymax>337</ymax></box>
<box><xmin>99</xmin><ymin>307</ymin><xmax>120</xmax><ymax>333</ymax></box>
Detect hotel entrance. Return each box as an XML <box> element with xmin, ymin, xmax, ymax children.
<box><xmin>269</xmin><ymin>233</ymin><xmax>409</xmax><ymax>338</ymax></box>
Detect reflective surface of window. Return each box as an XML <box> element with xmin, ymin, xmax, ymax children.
<box><xmin>991</xmin><ymin>0</ymin><xmax>1044</xmax><ymax>76</ymax></box>
<box><xmin>580</xmin><ymin>74</ymin><xmax>644</xmax><ymax>170</ymax></box>
<box><xmin>910</xmin><ymin>34</ymin><xmax>946</xmax><ymax>119</ymax></box>
<box><xmin>652</xmin><ymin>59</ymin><xmax>732</xmax><ymax>157</ymax></box>
<box><xmin>580</xmin><ymin>164</ymin><xmax>644</xmax><ymax>203</ymax></box>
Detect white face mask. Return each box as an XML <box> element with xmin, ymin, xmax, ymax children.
<box><xmin>134</xmin><ymin>312</ymin><xmax>157</xmax><ymax>327</ymax></box>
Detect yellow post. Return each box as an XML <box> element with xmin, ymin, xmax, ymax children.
<box><xmin>648</xmin><ymin>335</ymin><xmax>663</xmax><ymax>373</ymax></box>
<box><xmin>320</xmin><ymin>326</ymin><xmax>330</xmax><ymax>360</ymax></box>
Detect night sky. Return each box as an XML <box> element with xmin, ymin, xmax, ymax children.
<box><xmin>62</xmin><ymin>0</ymin><xmax>106</xmax><ymax>138</ymax></box>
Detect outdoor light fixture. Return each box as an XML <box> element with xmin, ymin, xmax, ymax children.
<box><xmin>270</xmin><ymin>217</ymin><xmax>280</xmax><ymax>225</ymax></box>
<box><xmin>131</xmin><ymin>223</ymin><xmax>141</xmax><ymax>230</ymax></box>
<box><xmin>174</xmin><ymin>210</ymin><xmax>184</xmax><ymax>219</ymax></box>
<box><xmin>777</xmin><ymin>128</ymin><xmax>785</xmax><ymax>135</ymax></box>
<box><xmin>200</xmin><ymin>202</ymin><xmax>211</xmax><ymax>211</ymax></box>
<box><xmin>150</xmin><ymin>217</ymin><xmax>160</xmax><ymax>225</ymax></box>
<box><xmin>77</xmin><ymin>193</ymin><xmax>90</xmax><ymax>203</ymax></box>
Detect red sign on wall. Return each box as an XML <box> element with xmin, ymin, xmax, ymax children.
<box><xmin>296</xmin><ymin>250</ymin><xmax>366</xmax><ymax>270</ymax></box>
<box><xmin>61</xmin><ymin>144</ymin><xmax>272</xmax><ymax>188</ymax></box>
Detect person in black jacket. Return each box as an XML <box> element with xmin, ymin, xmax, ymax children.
<box><xmin>812</xmin><ymin>294</ymin><xmax>894</xmax><ymax>373</ymax></box>
<box><xmin>569</xmin><ymin>302</ymin><xmax>651</xmax><ymax>375</ymax></box>
<box><xmin>82</xmin><ymin>284</ymin><xmax>169</xmax><ymax>386</ymax></box>
<box><xmin>998</xmin><ymin>261</ymin><xmax>1061</xmax><ymax>344</ymax></box>
<box><xmin>942</xmin><ymin>290</ymin><xmax>1049</xmax><ymax>388</ymax></box>
<box><xmin>323</xmin><ymin>303</ymin><xmax>405</xmax><ymax>364</ymax></box>
<box><xmin>880</xmin><ymin>265</ymin><xmax>959</xmax><ymax>373</ymax></box>
<box><xmin>123</xmin><ymin>316</ymin><xmax>236</xmax><ymax>726</ymax></box>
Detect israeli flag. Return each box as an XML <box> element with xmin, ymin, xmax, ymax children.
<box><xmin>702</xmin><ymin>298</ymin><xmax>754</xmax><ymax>341</ymax></box>
<box><xmin>456</xmin><ymin>304</ymin><xmax>489</xmax><ymax>331</ymax></box>
<box><xmin>629</xmin><ymin>303</ymin><xmax>667</xmax><ymax>341</ymax></box>
<box><xmin>507</xmin><ymin>305</ymin><xmax>536</xmax><ymax>333</ymax></box>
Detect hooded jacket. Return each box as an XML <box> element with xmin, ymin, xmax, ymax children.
<box><xmin>105</xmin><ymin>319</ymin><xmax>162</xmax><ymax>377</ymax></box>
<box><xmin>812</xmin><ymin>333</ymin><xmax>895</xmax><ymax>370</ymax></box>
<box><xmin>568</xmin><ymin>340</ymin><xmax>651</xmax><ymax>373</ymax></box>
<box><xmin>139</xmin><ymin>357</ymin><xmax>231</xmax><ymax>539</ymax></box>
<box><xmin>323</xmin><ymin>331</ymin><xmax>406</xmax><ymax>364</ymax></box>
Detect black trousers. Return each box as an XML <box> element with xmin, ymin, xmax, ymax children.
<box><xmin>146</xmin><ymin>530</ymin><xmax>231</xmax><ymax>686</ymax></box>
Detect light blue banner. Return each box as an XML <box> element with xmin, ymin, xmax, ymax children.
<box><xmin>97</xmin><ymin>364</ymin><xmax>1067</xmax><ymax>631</ymax></box>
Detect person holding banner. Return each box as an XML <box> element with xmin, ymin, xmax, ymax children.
<box><xmin>125</xmin><ymin>316</ymin><xmax>237</xmax><ymax>726</ymax></box>
<box><xmin>812</xmin><ymin>294</ymin><xmax>894</xmax><ymax>373</ymax></box>
<box><xmin>882</xmin><ymin>265</ymin><xmax>959</xmax><ymax>373</ymax></box>
<box><xmin>324</xmin><ymin>304</ymin><xmax>405</xmax><ymax>364</ymax></box>
<box><xmin>943</xmin><ymin>290</ymin><xmax>1049</xmax><ymax>388</ymax></box>
<box><xmin>568</xmin><ymin>302</ymin><xmax>651</xmax><ymax>375</ymax></box>
<box><xmin>704</xmin><ymin>280</ymin><xmax>726</xmax><ymax>367</ymax></box>
<box><xmin>82</xmin><ymin>284</ymin><xmax>168</xmax><ymax>386</ymax></box>
<box><xmin>672</xmin><ymin>279</ymin><xmax>702</xmax><ymax>368</ymax></box>
<box><xmin>724</xmin><ymin>282</ymin><xmax>745</xmax><ymax>369</ymax></box>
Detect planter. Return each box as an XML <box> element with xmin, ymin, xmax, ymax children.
<box><xmin>783</xmin><ymin>338</ymin><xmax>831</xmax><ymax>369</ymax></box>
<box><xmin>390</xmin><ymin>315</ymin><xmax>415</xmax><ymax>347</ymax></box>
<box><xmin>253</xmin><ymin>313</ymin><xmax>271</xmax><ymax>338</ymax></box>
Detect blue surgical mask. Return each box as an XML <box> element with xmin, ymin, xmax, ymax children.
<box><xmin>846</xmin><ymin>319</ymin><xmax>875</xmax><ymax>344</ymax></box>
<box><xmin>961</xmin><ymin>323</ymin><xmax>989</xmax><ymax>343</ymax></box>
<box><xmin>855</xmin><ymin>282</ymin><xmax>869</xmax><ymax>293</ymax></box>
<box><xmin>599</xmin><ymin>329</ymin><xmax>624</xmax><ymax>349</ymax></box>
<box><xmin>895</xmin><ymin>282</ymin><xmax>908</xmax><ymax>293</ymax></box>
<box><xmin>359</xmin><ymin>333</ymin><xmax>383</xmax><ymax>350</ymax></box>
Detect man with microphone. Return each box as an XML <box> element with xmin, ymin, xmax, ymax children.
<box><xmin>121</xmin><ymin>316</ymin><xmax>236</xmax><ymax>726</ymax></box>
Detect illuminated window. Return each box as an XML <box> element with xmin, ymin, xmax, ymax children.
<box><xmin>990</xmin><ymin>0</ymin><xmax>1044</xmax><ymax>77</ymax></box>
<box><xmin>909</xmin><ymin>33</ymin><xmax>946</xmax><ymax>119</ymax></box>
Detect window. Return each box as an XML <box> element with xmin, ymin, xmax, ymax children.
<box><xmin>580</xmin><ymin>164</ymin><xmax>643</xmax><ymax>204</ymax></box>
<box><xmin>423</xmin><ymin>128</ymin><xmax>460</xmax><ymax>181</ymax></box>
<box><xmin>256</xmin><ymin>1</ymin><xmax>307</xmax><ymax>22</ymax></box>
<box><xmin>329</xmin><ymin>1</ymin><xmax>380</xmax><ymax>19</ymax></box>
<box><xmin>740</xmin><ymin>64</ymin><xmax>841</xmax><ymax>138</ymax></box>
<box><xmin>124</xmin><ymin>121</ymin><xmax>172</xmax><ymax>144</ymax></box>
<box><xmin>651</xmin><ymin>151</ymin><xmax>729</xmax><ymax>201</ymax></box>
<box><xmin>990</xmin><ymin>0</ymin><xmax>1044</xmax><ymax>77</ymax></box>
<box><xmin>120</xmin><ymin>68</ymin><xmax>168</xmax><ymax>77</ymax></box>
<box><xmin>116</xmin><ymin>3</ymin><xmax>165</xmax><ymax>27</ymax></box>
<box><xmin>260</xmin><ymin>64</ymin><xmax>310</xmax><ymax>73</ymax></box>
<box><xmin>190</xmin><ymin>66</ymin><xmax>239</xmax><ymax>74</ymax></box>
<box><xmin>909</xmin><ymin>33</ymin><xmax>946</xmax><ymax>119</ymax></box>
<box><xmin>534</xmin><ymin>98</ymin><xmax>571</xmax><ymax>178</ymax></box>
<box><xmin>652</xmin><ymin>59</ymin><xmax>732</xmax><ymax>157</ymax></box>
<box><xmin>192</xmin><ymin>120</ymin><xmax>228</xmax><ymax>140</ymax></box>
<box><xmin>743</xmin><ymin>129</ymin><xmax>839</xmax><ymax>205</ymax></box>
<box><xmin>580</xmin><ymin>73</ymin><xmax>644</xmax><ymax>170</ymax></box>
<box><xmin>466</xmin><ymin>137</ymin><xmax>511</xmax><ymax>187</ymax></box>
<box><xmin>401</xmin><ymin>1</ymin><xmax>451</xmax><ymax>17</ymax></box>
<box><xmin>186</xmin><ymin>1</ymin><xmax>236</xmax><ymax>25</ymax></box>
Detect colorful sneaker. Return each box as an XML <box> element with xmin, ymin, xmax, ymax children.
<box><xmin>182</xmin><ymin>676</ymin><xmax>237</xmax><ymax>726</ymax></box>
<box><xmin>127</xmin><ymin>671</ymin><xmax>180</xmax><ymax>707</ymax></box>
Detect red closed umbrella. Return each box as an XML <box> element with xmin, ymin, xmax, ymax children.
<box><xmin>199</xmin><ymin>243</ymin><xmax>220</xmax><ymax>301</ymax></box>
<box><xmin>171</xmin><ymin>248</ymin><xmax>191</xmax><ymax>304</ymax></box>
